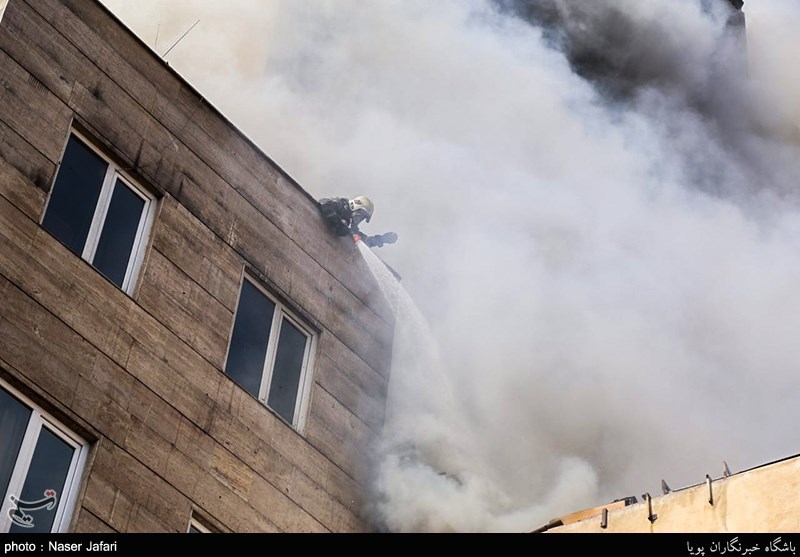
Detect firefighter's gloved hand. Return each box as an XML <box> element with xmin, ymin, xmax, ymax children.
<box><xmin>381</xmin><ymin>232</ymin><xmax>398</xmax><ymax>245</ymax></box>
<box><xmin>365</xmin><ymin>236</ymin><xmax>382</xmax><ymax>247</ymax></box>
<box><xmin>363</xmin><ymin>232</ymin><xmax>398</xmax><ymax>248</ymax></box>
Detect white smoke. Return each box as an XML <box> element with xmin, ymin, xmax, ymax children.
<box><xmin>102</xmin><ymin>0</ymin><xmax>800</xmax><ymax>532</ymax></box>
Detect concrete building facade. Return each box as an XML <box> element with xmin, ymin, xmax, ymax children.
<box><xmin>545</xmin><ymin>454</ymin><xmax>800</xmax><ymax>533</ymax></box>
<box><xmin>0</xmin><ymin>0</ymin><xmax>394</xmax><ymax>533</ymax></box>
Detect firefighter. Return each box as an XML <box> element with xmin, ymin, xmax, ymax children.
<box><xmin>318</xmin><ymin>195</ymin><xmax>398</xmax><ymax>248</ymax></box>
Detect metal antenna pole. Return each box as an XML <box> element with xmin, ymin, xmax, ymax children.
<box><xmin>162</xmin><ymin>19</ymin><xmax>200</xmax><ymax>58</ymax></box>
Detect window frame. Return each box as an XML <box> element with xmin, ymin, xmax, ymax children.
<box><xmin>225</xmin><ymin>274</ymin><xmax>317</xmax><ymax>432</ymax></box>
<box><xmin>0</xmin><ymin>379</ymin><xmax>89</xmax><ymax>534</ymax></box>
<box><xmin>42</xmin><ymin>130</ymin><xmax>157</xmax><ymax>295</ymax></box>
<box><xmin>187</xmin><ymin>515</ymin><xmax>213</xmax><ymax>533</ymax></box>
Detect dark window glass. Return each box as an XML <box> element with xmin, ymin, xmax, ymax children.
<box><xmin>9</xmin><ymin>428</ymin><xmax>74</xmax><ymax>533</ymax></box>
<box><xmin>188</xmin><ymin>526</ymin><xmax>202</xmax><ymax>533</ymax></box>
<box><xmin>225</xmin><ymin>281</ymin><xmax>275</xmax><ymax>398</ymax></box>
<box><xmin>92</xmin><ymin>180</ymin><xmax>146</xmax><ymax>287</ymax></box>
<box><xmin>267</xmin><ymin>319</ymin><xmax>307</xmax><ymax>423</ymax></box>
<box><xmin>42</xmin><ymin>136</ymin><xmax>106</xmax><ymax>255</ymax></box>
<box><xmin>0</xmin><ymin>389</ymin><xmax>31</xmax><ymax>503</ymax></box>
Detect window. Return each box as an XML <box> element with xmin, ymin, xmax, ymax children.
<box><xmin>0</xmin><ymin>381</ymin><xmax>88</xmax><ymax>533</ymax></box>
<box><xmin>187</xmin><ymin>514</ymin><xmax>213</xmax><ymax>533</ymax></box>
<box><xmin>225</xmin><ymin>277</ymin><xmax>316</xmax><ymax>430</ymax></box>
<box><xmin>42</xmin><ymin>133</ymin><xmax>156</xmax><ymax>294</ymax></box>
<box><xmin>187</xmin><ymin>521</ymin><xmax>210</xmax><ymax>533</ymax></box>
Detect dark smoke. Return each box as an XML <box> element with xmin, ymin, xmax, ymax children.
<box><xmin>496</xmin><ymin>0</ymin><xmax>800</xmax><ymax>205</ymax></box>
<box><xmin>495</xmin><ymin>0</ymin><xmax>746</xmax><ymax>102</ymax></box>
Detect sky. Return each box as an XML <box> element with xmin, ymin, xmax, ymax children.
<box><xmin>100</xmin><ymin>0</ymin><xmax>800</xmax><ymax>532</ymax></box>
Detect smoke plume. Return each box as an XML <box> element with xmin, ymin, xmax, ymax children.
<box><xmin>102</xmin><ymin>0</ymin><xmax>800</xmax><ymax>532</ymax></box>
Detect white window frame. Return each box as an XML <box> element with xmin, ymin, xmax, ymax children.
<box><xmin>187</xmin><ymin>516</ymin><xmax>212</xmax><ymax>533</ymax></box>
<box><xmin>227</xmin><ymin>275</ymin><xmax>317</xmax><ymax>432</ymax></box>
<box><xmin>43</xmin><ymin>130</ymin><xmax>157</xmax><ymax>295</ymax></box>
<box><xmin>0</xmin><ymin>379</ymin><xmax>89</xmax><ymax>533</ymax></box>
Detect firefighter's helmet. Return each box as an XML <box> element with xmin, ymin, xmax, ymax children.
<box><xmin>349</xmin><ymin>196</ymin><xmax>374</xmax><ymax>223</ymax></box>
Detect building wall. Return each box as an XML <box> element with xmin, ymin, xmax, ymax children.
<box><xmin>0</xmin><ymin>0</ymin><xmax>394</xmax><ymax>532</ymax></box>
<box><xmin>549</xmin><ymin>455</ymin><xmax>800</xmax><ymax>533</ymax></box>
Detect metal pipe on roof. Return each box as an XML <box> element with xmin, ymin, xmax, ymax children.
<box><xmin>645</xmin><ymin>493</ymin><xmax>658</xmax><ymax>523</ymax></box>
<box><xmin>707</xmin><ymin>474</ymin><xmax>714</xmax><ymax>506</ymax></box>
